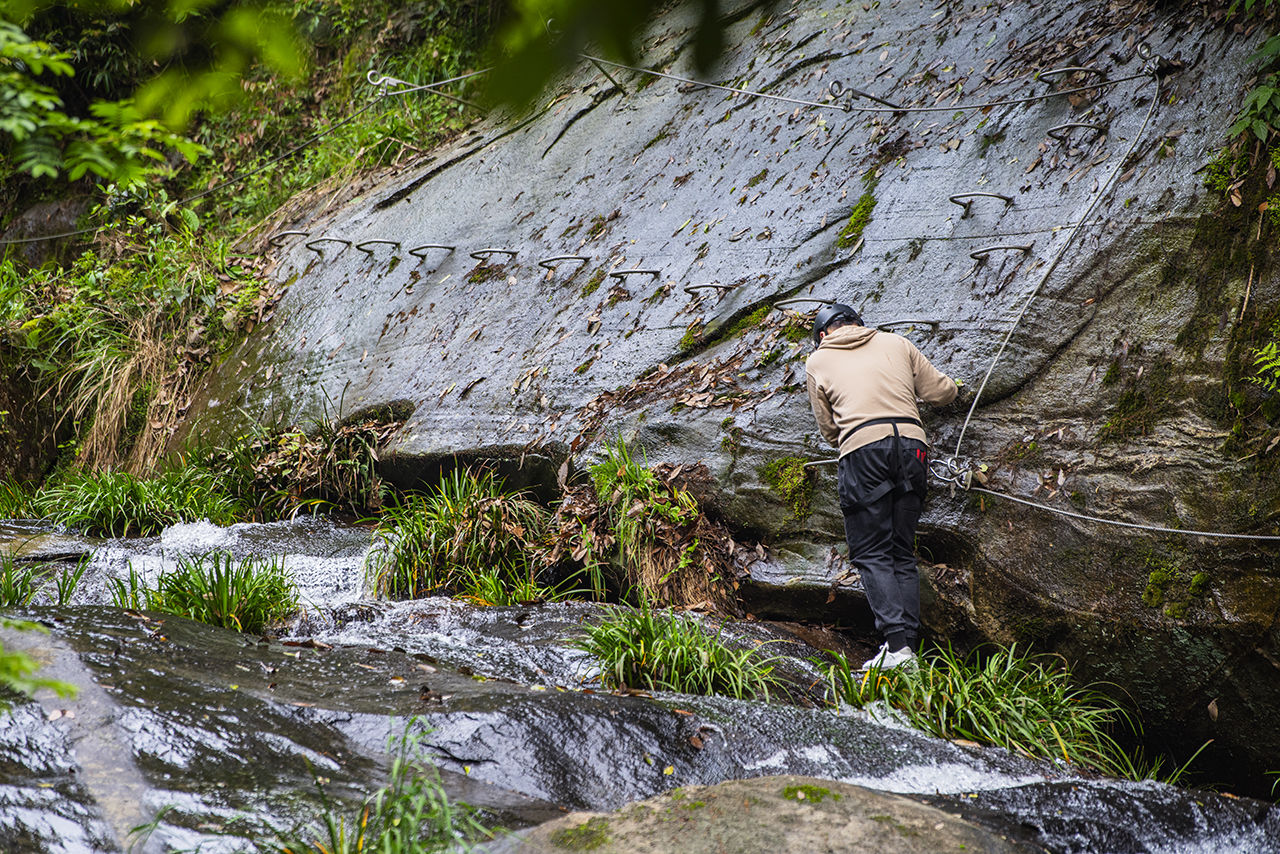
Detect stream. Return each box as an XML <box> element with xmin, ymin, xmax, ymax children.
<box><xmin>1</xmin><ymin>516</ymin><xmax>1278</xmax><ymax>853</ymax></box>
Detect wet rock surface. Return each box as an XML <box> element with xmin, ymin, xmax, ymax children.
<box><xmin>172</xmin><ymin>0</ymin><xmax>1280</xmax><ymax>787</ymax></box>
<box><xmin>0</xmin><ymin>515</ymin><xmax>1278</xmax><ymax>854</ymax></box>
<box><xmin>480</xmin><ymin>775</ymin><xmax>1030</xmax><ymax>854</ymax></box>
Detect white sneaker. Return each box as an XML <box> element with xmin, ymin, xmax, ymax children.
<box><xmin>858</xmin><ymin>643</ymin><xmax>917</xmax><ymax>673</ymax></box>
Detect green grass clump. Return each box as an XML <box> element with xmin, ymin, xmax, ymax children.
<box><xmin>110</xmin><ymin>551</ymin><xmax>297</xmax><ymax>633</ymax></box>
<box><xmin>366</xmin><ymin>469</ymin><xmax>548</xmax><ymax>601</ymax></box>
<box><xmin>276</xmin><ymin>727</ymin><xmax>489</xmax><ymax>854</ymax></box>
<box><xmin>0</xmin><ymin>555</ymin><xmax>89</xmax><ymax>607</ymax></box>
<box><xmin>34</xmin><ymin>467</ymin><xmax>239</xmax><ymax>537</ymax></box>
<box><xmin>0</xmin><ymin>477</ymin><xmax>36</xmax><ymax>518</ymax></box>
<box><xmin>826</xmin><ymin>643</ymin><xmax>1142</xmax><ymax>779</ymax></box>
<box><xmin>576</xmin><ymin>600</ymin><xmax>779</xmax><ymax>699</ymax></box>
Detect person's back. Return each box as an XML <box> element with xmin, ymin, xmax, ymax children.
<box><xmin>804</xmin><ymin>308</ymin><xmax>959</xmax><ymax>672</ymax></box>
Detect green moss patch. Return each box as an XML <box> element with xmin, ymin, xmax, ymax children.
<box><xmin>762</xmin><ymin>456</ymin><xmax>814</xmax><ymax>519</ymax></box>
<box><xmin>782</xmin><ymin>783</ymin><xmax>839</xmax><ymax>804</ymax></box>
<box><xmin>580</xmin><ymin>269</ymin><xmax>606</xmax><ymax>299</ymax></box>
<box><xmin>550</xmin><ymin>816</ymin><xmax>611</xmax><ymax>851</ymax></box>
<box><xmin>837</xmin><ymin>175</ymin><xmax>879</xmax><ymax>249</ymax></box>
<box><xmin>1098</xmin><ymin>356</ymin><xmax>1178</xmax><ymax>441</ymax></box>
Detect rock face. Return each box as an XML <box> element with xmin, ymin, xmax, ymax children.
<box><xmin>177</xmin><ymin>0</ymin><xmax>1280</xmax><ymax>789</ymax></box>
<box><xmin>4</xmin><ymin>601</ymin><xmax>1279</xmax><ymax>854</ymax></box>
<box><xmin>480</xmin><ymin>775</ymin><xmax>1029</xmax><ymax>854</ymax></box>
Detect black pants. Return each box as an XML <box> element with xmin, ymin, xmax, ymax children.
<box><xmin>837</xmin><ymin>435</ymin><xmax>929</xmax><ymax>640</ymax></box>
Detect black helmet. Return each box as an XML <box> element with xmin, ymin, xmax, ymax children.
<box><xmin>811</xmin><ymin>302</ymin><xmax>863</xmax><ymax>345</ymax></box>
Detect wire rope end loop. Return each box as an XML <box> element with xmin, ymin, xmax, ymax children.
<box><xmin>268</xmin><ymin>230</ymin><xmax>309</xmax><ymax>248</ymax></box>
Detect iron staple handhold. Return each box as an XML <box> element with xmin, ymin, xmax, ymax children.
<box><xmin>608</xmin><ymin>269</ymin><xmax>660</xmax><ymax>280</ymax></box>
<box><xmin>876</xmin><ymin>318</ymin><xmax>941</xmax><ymax>331</ymax></box>
<box><xmin>356</xmin><ymin>239</ymin><xmax>402</xmax><ymax>254</ymax></box>
<box><xmin>970</xmin><ymin>243</ymin><xmax>1034</xmax><ymax>261</ymax></box>
<box><xmin>304</xmin><ymin>237</ymin><xmax>353</xmax><ymax>255</ymax></box>
<box><xmin>408</xmin><ymin>243</ymin><xmax>456</xmax><ymax>258</ymax></box>
<box><xmin>1047</xmin><ymin>122</ymin><xmax>1107</xmax><ymax>141</ymax></box>
<box><xmin>948</xmin><ymin>192</ymin><xmax>1014</xmax><ymax>217</ymax></box>
<box><xmin>684</xmin><ymin>283</ymin><xmax>737</xmax><ymax>296</ymax></box>
<box><xmin>268</xmin><ymin>230</ymin><xmax>310</xmax><ymax>248</ymax></box>
<box><xmin>470</xmin><ymin>248</ymin><xmax>518</xmax><ymax>261</ymax></box>
<box><xmin>773</xmin><ymin>297</ymin><xmax>839</xmax><ymax>311</ymax></box>
<box><xmin>803</xmin><ymin>458</ymin><xmax>839</xmax><ymax>468</ymax></box>
<box><xmin>537</xmin><ymin>255</ymin><xmax>591</xmax><ymax>270</ymax></box>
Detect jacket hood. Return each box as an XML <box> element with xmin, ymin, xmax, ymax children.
<box><xmin>817</xmin><ymin>324</ymin><xmax>877</xmax><ymax>350</ymax></box>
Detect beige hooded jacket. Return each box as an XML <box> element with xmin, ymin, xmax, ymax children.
<box><xmin>805</xmin><ymin>324</ymin><xmax>958</xmax><ymax>458</ymax></box>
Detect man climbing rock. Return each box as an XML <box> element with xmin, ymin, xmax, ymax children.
<box><xmin>805</xmin><ymin>304</ymin><xmax>960</xmax><ymax>671</ymax></box>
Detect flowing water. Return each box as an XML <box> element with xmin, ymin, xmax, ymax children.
<box><xmin>1</xmin><ymin>517</ymin><xmax>1278</xmax><ymax>853</ymax></box>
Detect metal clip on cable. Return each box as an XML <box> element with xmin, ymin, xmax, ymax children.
<box><xmin>268</xmin><ymin>230</ymin><xmax>309</xmax><ymax>248</ymax></box>
<box><xmin>305</xmin><ymin>237</ymin><xmax>352</xmax><ymax>257</ymax></box>
<box><xmin>538</xmin><ymin>255</ymin><xmax>591</xmax><ymax>271</ymax></box>
<box><xmin>970</xmin><ymin>243</ymin><xmax>1033</xmax><ymax>262</ymax></box>
<box><xmin>356</xmin><ymin>239</ymin><xmax>402</xmax><ymax>255</ymax></box>
<box><xmin>1047</xmin><ymin>123</ymin><xmax>1106</xmax><ymax>142</ymax></box>
<box><xmin>948</xmin><ymin>193</ymin><xmax>1013</xmax><ymax>218</ymax></box>
<box><xmin>470</xmin><ymin>248</ymin><xmax>518</xmax><ymax>261</ymax></box>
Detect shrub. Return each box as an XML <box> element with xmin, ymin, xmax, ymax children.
<box><xmin>275</xmin><ymin>726</ymin><xmax>489</xmax><ymax>854</ymax></box>
<box><xmin>34</xmin><ymin>466</ymin><xmax>238</xmax><ymax>537</ymax></box>
<box><xmin>569</xmin><ymin>439</ymin><xmax>738</xmax><ymax>609</ymax></box>
<box><xmin>576</xmin><ymin>601</ymin><xmax>780</xmax><ymax>700</ymax></box>
<box><xmin>366</xmin><ymin>469</ymin><xmax>548</xmax><ymax>601</ymax></box>
<box><xmin>826</xmin><ymin>643</ymin><xmax>1141</xmax><ymax>779</ymax></box>
<box><xmin>194</xmin><ymin>415</ymin><xmax>401</xmax><ymax>520</ymax></box>
<box><xmin>109</xmin><ymin>551</ymin><xmax>297</xmax><ymax>633</ymax></box>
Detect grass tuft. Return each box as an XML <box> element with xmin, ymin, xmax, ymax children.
<box><xmin>366</xmin><ymin>468</ymin><xmax>548</xmax><ymax>601</ymax></box>
<box><xmin>109</xmin><ymin>551</ymin><xmax>297</xmax><ymax>633</ymax></box>
<box><xmin>826</xmin><ymin>643</ymin><xmax>1143</xmax><ymax>779</ymax></box>
<box><xmin>34</xmin><ymin>466</ymin><xmax>238</xmax><ymax>537</ymax></box>
<box><xmin>576</xmin><ymin>600</ymin><xmax>779</xmax><ymax>699</ymax></box>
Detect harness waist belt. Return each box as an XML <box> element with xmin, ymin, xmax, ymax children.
<box><xmin>838</xmin><ymin>416</ymin><xmax>923</xmax><ymax>449</ymax></box>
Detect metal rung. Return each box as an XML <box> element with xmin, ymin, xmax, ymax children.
<box><xmin>876</xmin><ymin>318</ymin><xmax>941</xmax><ymax>331</ymax></box>
<box><xmin>608</xmin><ymin>269</ymin><xmax>660</xmax><ymax>281</ymax></box>
<box><xmin>970</xmin><ymin>243</ymin><xmax>1033</xmax><ymax>261</ymax></box>
<box><xmin>683</xmin><ymin>283</ymin><xmax>737</xmax><ymax>296</ymax></box>
<box><xmin>268</xmin><ymin>230</ymin><xmax>309</xmax><ymax>247</ymax></box>
<box><xmin>356</xmin><ymin>239</ymin><xmax>402</xmax><ymax>254</ymax></box>
<box><xmin>538</xmin><ymin>255</ymin><xmax>591</xmax><ymax>270</ymax></box>
<box><xmin>773</xmin><ymin>297</ymin><xmax>838</xmax><ymax>311</ymax></box>
<box><xmin>1039</xmin><ymin>66</ymin><xmax>1107</xmax><ymax>83</ymax></box>
<box><xmin>1047</xmin><ymin>122</ymin><xmax>1106</xmax><ymax>141</ymax></box>
<box><xmin>305</xmin><ymin>237</ymin><xmax>352</xmax><ymax>255</ymax></box>
<box><xmin>408</xmin><ymin>244</ymin><xmax>456</xmax><ymax>258</ymax></box>
<box><xmin>470</xmin><ymin>248</ymin><xmax>518</xmax><ymax>261</ymax></box>
<box><xmin>803</xmin><ymin>458</ymin><xmax>839</xmax><ymax>468</ymax></box>
<box><xmin>948</xmin><ymin>192</ymin><xmax>1013</xmax><ymax>217</ymax></box>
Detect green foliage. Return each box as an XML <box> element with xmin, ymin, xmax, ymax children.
<box><xmin>0</xmin><ymin>617</ymin><xmax>77</xmax><ymax>706</ymax></box>
<box><xmin>2</xmin><ymin>214</ymin><xmax>268</xmax><ymax>472</ymax></box>
<box><xmin>194</xmin><ymin>414</ymin><xmax>398</xmax><ymax>520</ymax></box>
<box><xmin>837</xmin><ymin>188</ymin><xmax>877</xmax><ymax>248</ymax></box>
<box><xmin>0</xmin><ymin>554</ymin><xmax>43</xmax><ymax>607</ymax></box>
<box><xmin>34</xmin><ymin>467</ymin><xmax>239</xmax><ymax>537</ymax></box>
<box><xmin>0</xmin><ymin>20</ymin><xmax>208</xmax><ymax>183</ymax></box>
<box><xmin>0</xmin><ymin>477</ymin><xmax>35</xmax><ymax>518</ymax></box>
<box><xmin>109</xmin><ymin>551</ymin><xmax>298</xmax><ymax>633</ymax></box>
<box><xmin>486</xmin><ymin>0</ymin><xmax>738</xmax><ymax>107</ymax></box>
<box><xmin>1203</xmin><ymin>149</ymin><xmax>1247</xmax><ymax>195</ymax></box>
<box><xmin>1249</xmin><ymin>325</ymin><xmax>1280</xmax><ymax>394</ymax></box>
<box><xmin>826</xmin><ymin>643</ymin><xmax>1143</xmax><ymax>779</ymax></box>
<box><xmin>576</xmin><ymin>600</ymin><xmax>780</xmax><ymax>699</ymax></box>
<box><xmin>366</xmin><ymin>468</ymin><xmax>548</xmax><ymax>601</ymax></box>
<box><xmin>590</xmin><ymin>439</ymin><xmax>697</xmax><ymax>574</ymax></box>
<box><xmin>276</xmin><ymin>726</ymin><xmax>489</xmax><ymax>853</ymax></box>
